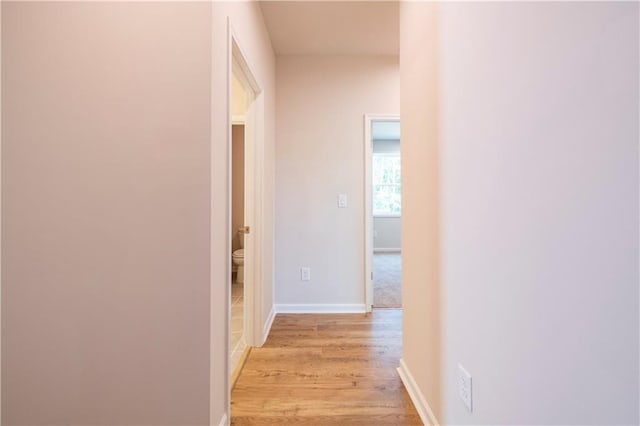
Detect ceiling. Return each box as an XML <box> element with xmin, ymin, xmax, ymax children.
<box><xmin>259</xmin><ymin>1</ymin><xmax>399</xmax><ymax>56</ymax></box>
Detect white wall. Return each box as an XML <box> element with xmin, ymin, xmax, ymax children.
<box><xmin>211</xmin><ymin>2</ymin><xmax>275</xmax><ymax>423</ymax></box>
<box><xmin>373</xmin><ymin>217</ymin><xmax>401</xmax><ymax>251</ymax></box>
<box><xmin>275</xmin><ymin>55</ymin><xmax>399</xmax><ymax>309</ymax></box>
<box><xmin>401</xmin><ymin>2</ymin><xmax>639</xmax><ymax>424</ymax></box>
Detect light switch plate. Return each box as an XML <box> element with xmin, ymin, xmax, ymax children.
<box><xmin>338</xmin><ymin>194</ymin><xmax>347</xmax><ymax>208</ymax></box>
<box><xmin>300</xmin><ymin>267</ymin><xmax>311</xmax><ymax>281</ymax></box>
<box><xmin>458</xmin><ymin>363</ymin><xmax>472</xmax><ymax>412</ymax></box>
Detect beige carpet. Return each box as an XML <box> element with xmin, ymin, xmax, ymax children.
<box><xmin>373</xmin><ymin>253</ymin><xmax>401</xmax><ymax>308</ymax></box>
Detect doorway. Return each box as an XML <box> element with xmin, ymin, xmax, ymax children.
<box><xmin>227</xmin><ymin>32</ymin><xmax>263</xmax><ymax>394</ymax></box>
<box><xmin>364</xmin><ymin>115</ymin><xmax>401</xmax><ymax>310</ymax></box>
<box><xmin>229</xmin><ymin>71</ymin><xmax>248</xmax><ymax>379</ymax></box>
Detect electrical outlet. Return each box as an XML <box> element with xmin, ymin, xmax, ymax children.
<box><xmin>300</xmin><ymin>267</ymin><xmax>311</xmax><ymax>281</ymax></box>
<box><xmin>458</xmin><ymin>363</ymin><xmax>472</xmax><ymax>412</ymax></box>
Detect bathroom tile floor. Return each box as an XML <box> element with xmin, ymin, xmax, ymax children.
<box><xmin>230</xmin><ymin>279</ymin><xmax>245</xmax><ymax>374</ymax></box>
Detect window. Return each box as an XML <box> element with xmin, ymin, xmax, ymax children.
<box><xmin>372</xmin><ymin>153</ymin><xmax>401</xmax><ymax>215</ymax></box>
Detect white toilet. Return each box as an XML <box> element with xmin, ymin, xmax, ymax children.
<box><xmin>232</xmin><ymin>231</ymin><xmax>245</xmax><ymax>283</ymax></box>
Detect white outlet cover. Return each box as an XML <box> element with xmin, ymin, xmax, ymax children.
<box><xmin>458</xmin><ymin>363</ymin><xmax>472</xmax><ymax>412</ymax></box>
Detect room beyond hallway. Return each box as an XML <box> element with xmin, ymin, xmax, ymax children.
<box><xmin>373</xmin><ymin>253</ymin><xmax>402</xmax><ymax>308</ymax></box>
<box><xmin>230</xmin><ymin>310</ymin><xmax>420</xmax><ymax>424</ymax></box>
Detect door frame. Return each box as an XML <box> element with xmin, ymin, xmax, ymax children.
<box><xmin>225</xmin><ymin>19</ymin><xmax>265</xmax><ymax>415</ymax></box>
<box><xmin>231</xmin><ymin>36</ymin><xmax>260</xmax><ymax>348</ymax></box>
<box><xmin>0</xmin><ymin>5</ymin><xmax>4</xmax><ymax>422</ymax></box>
<box><xmin>363</xmin><ymin>114</ymin><xmax>400</xmax><ymax>312</ymax></box>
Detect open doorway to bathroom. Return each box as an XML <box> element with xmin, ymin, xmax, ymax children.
<box><xmin>225</xmin><ymin>27</ymin><xmax>266</xmax><ymax>419</ymax></box>
<box><xmin>228</xmin><ymin>48</ymin><xmax>256</xmax><ymax>388</ymax></box>
<box><xmin>229</xmin><ymin>71</ymin><xmax>247</xmax><ymax>379</ymax></box>
<box><xmin>365</xmin><ymin>116</ymin><xmax>401</xmax><ymax>310</ymax></box>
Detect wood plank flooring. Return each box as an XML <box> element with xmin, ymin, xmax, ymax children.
<box><xmin>231</xmin><ymin>309</ymin><xmax>422</xmax><ymax>425</ymax></box>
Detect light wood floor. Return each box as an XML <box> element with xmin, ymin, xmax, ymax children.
<box><xmin>231</xmin><ymin>309</ymin><xmax>422</xmax><ymax>425</ymax></box>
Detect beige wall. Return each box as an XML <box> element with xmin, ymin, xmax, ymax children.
<box><xmin>2</xmin><ymin>3</ymin><xmax>212</xmax><ymax>424</ymax></box>
<box><xmin>2</xmin><ymin>2</ymin><xmax>276</xmax><ymax>425</ymax></box>
<box><xmin>232</xmin><ymin>125</ymin><xmax>245</xmax><ymax>252</ymax></box>
<box><xmin>402</xmin><ymin>2</ymin><xmax>639</xmax><ymax>424</ymax></box>
<box><xmin>275</xmin><ymin>55</ymin><xmax>399</xmax><ymax>308</ymax></box>
<box><xmin>211</xmin><ymin>2</ymin><xmax>276</xmax><ymax>422</ymax></box>
<box><xmin>232</xmin><ymin>74</ymin><xmax>248</xmax><ymax>118</ymax></box>
<box><xmin>399</xmin><ymin>1</ymin><xmax>442</xmax><ymax>420</ymax></box>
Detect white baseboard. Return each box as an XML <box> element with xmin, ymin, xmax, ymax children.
<box><xmin>275</xmin><ymin>304</ymin><xmax>367</xmax><ymax>314</ymax></box>
<box><xmin>217</xmin><ymin>413</ymin><xmax>228</xmax><ymax>426</ymax></box>
<box><xmin>374</xmin><ymin>248</ymin><xmax>401</xmax><ymax>253</ymax></box>
<box><xmin>262</xmin><ymin>305</ymin><xmax>276</xmax><ymax>344</ymax></box>
<box><xmin>397</xmin><ymin>358</ymin><xmax>439</xmax><ymax>426</ymax></box>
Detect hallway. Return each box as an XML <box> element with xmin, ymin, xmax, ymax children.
<box><xmin>2</xmin><ymin>2</ymin><xmax>638</xmax><ymax>425</ymax></box>
<box><xmin>231</xmin><ymin>310</ymin><xmax>420</xmax><ymax>425</ymax></box>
